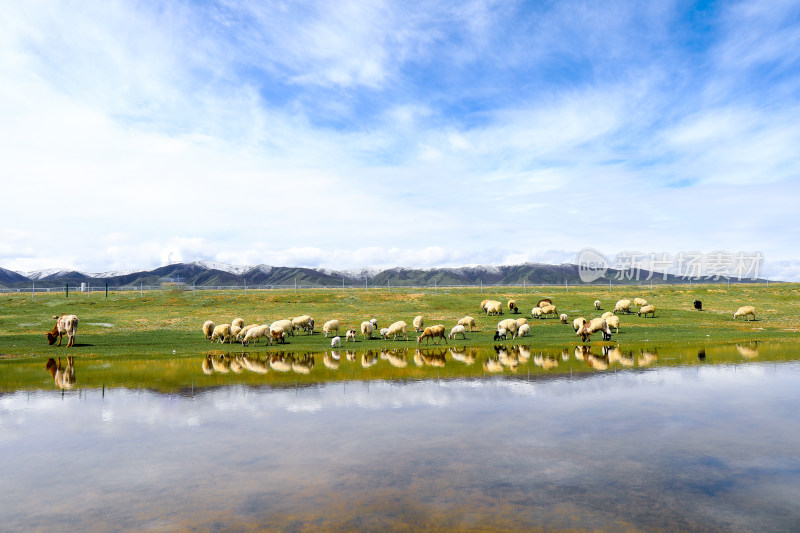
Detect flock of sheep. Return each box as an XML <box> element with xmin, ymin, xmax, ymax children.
<box><xmin>199</xmin><ymin>295</ymin><xmax>680</xmax><ymax>349</ymax></box>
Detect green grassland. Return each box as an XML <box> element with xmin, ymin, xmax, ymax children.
<box><xmin>1</xmin><ymin>283</ymin><xmax>799</xmax><ymax>391</ymax></box>
<box><xmin>1</xmin><ymin>283</ymin><xmax>798</xmax><ymax>357</ymax></box>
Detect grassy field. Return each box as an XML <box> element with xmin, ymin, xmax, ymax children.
<box><xmin>1</xmin><ymin>283</ymin><xmax>799</xmax><ymax>358</ymax></box>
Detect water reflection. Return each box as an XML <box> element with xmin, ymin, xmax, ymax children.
<box><xmin>191</xmin><ymin>342</ymin><xmax>787</xmax><ymax>381</ymax></box>
<box><xmin>45</xmin><ymin>356</ymin><xmax>76</xmax><ymax>389</ymax></box>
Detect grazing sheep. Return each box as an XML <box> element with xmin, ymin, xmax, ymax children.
<box><xmin>242</xmin><ymin>324</ymin><xmax>270</xmax><ymax>346</ymax></box>
<box><xmin>517</xmin><ymin>323</ymin><xmax>530</xmax><ymax>337</ymax></box>
<box><xmin>448</xmin><ymin>324</ymin><xmax>467</xmax><ymax>340</ymax></box>
<box><xmin>211</xmin><ymin>324</ymin><xmax>233</xmax><ymax>343</ymax></box>
<box><xmin>733</xmin><ymin>306</ymin><xmax>756</xmax><ymax>321</ymax></box>
<box><xmin>594</xmin><ymin>300</ymin><xmax>602</xmax><ymax>310</ymax></box>
<box><xmin>269</xmin><ymin>327</ymin><xmax>287</xmax><ymax>344</ymax></box>
<box><xmin>458</xmin><ymin>316</ymin><xmax>477</xmax><ymax>331</ymax></box>
<box><xmin>292</xmin><ymin>315</ymin><xmax>314</xmax><ymax>335</ymax></box>
<box><xmin>606</xmin><ymin>314</ymin><xmax>620</xmax><ymax>332</ymax></box>
<box><xmin>601</xmin><ymin>311</ymin><xmax>614</xmax><ymax>319</ymax></box>
<box><xmin>559</xmin><ymin>313</ymin><xmax>568</xmax><ymax>324</ymax></box>
<box><xmin>46</xmin><ymin>314</ymin><xmax>79</xmax><ymax>347</ymax></box>
<box><xmin>638</xmin><ymin>304</ymin><xmax>656</xmax><ymax>318</ymax></box>
<box><xmin>346</xmin><ymin>329</ymin><xmax>357</xmax><ymax>342</ymax></box>
<box><xmin>370</xmin><ymin>318</ymin><xmax>378</xmax><ymax>329</ymax></box>
<box><xmin>361</xmin><ymin>321</ymin><xmax>375</xmax><ymax>340</ymax></box>
<box><xmin>202</xmin><ymin>320</ymin><xmax>215</xmax><ymax>339</ymax></box>
<box><xmin>237</xmin><ymin>323</ymin><xmax>259</xmax><ymax>341</ymax></box>
<box><xmin>379</xmin><ymin>327</ymin><xmax>390</xmax><ymax>339</ymax></box>
<box><xmin>576</xmin><ymin>317</ymin><xmax>613</xmax><ymax>342</ymax></box>
<box><xmin>230</xmin><ymin>324</ymin><xmax>242</xmax><ymax>339</ymax></box>
<box><xmin>531</xmin><ymin>307</ymin><xmax>542</xmax><ymax>319</ymax></box>
<box><xmin>693</xmin><ymin>299</ymin><xmax>703</xmax><ymax>310</ymax></box>
<box><xmin>539</xmin><ymin>304</ymin><xmax>558</xmax><ymax>319</ymax></box>
<box><xmin>515</xmin><ymin>317</ymin><xmax>528</xmax><ymax>329</ymax></box>
<box><xmin>271</xmin><ymin>319</ymin><xmax>294</xmax><ymax>336</ymax></box>
<box><xmin>322</xmin><ymin>319</ymin><xmax>340</xmax><ymax>337</ymax></box>
<box><xmin>508</xmin><ymin>299</ymin><xmax>518</xmax><ymax>314</ymax></box>
<box><xmin>331</xmin><ymin>336</ymin><xmax>341</xmax><ymax>348</ymax></box>
<box><xmin>385</xmin><ymin>321</ymin><xmax>409</xmax><ymax>341</ymax></box>
<box><xmin>480</xmin><ymin>299</ymin><xmax>490</xmax><ymax>311</ymax></box>
<box><xmin>614</xmin><ymin>299</ymin><xmax>632</xmax><ymax>314</ymax></box>
<box><xmin>413</xmin><ymin>315</ymin><xmax>424</xmax><ymax>332</ymax></box>
<box><xmin>493</xmin><ymin>328</ymin><xmax>507</xmax><ymax>341</ymax></box>
<box><xmin>417</xmin><ymin>325</ymin><xmax>447</xmax><ymax>345</ymax></box>
<box><xmin>633</xmin><ymin>298</ymin><xmax>648</xmax><ymax>308</ymax></box>
<box><xmin>483</xmin><ymin>300</ymin><xmax>503</xmax><ymax>316</ymax></box>
<box><xmin>497</xmin><ymin>318</ymin><xmax>519</xmax><ymax>338</ymax></box>
<box><xmin>232</xmin><ymin>318</ymin><xmax>245</xmax><ymax>329</ymax></box>
<box><xmin>573</xmin><ymin>317</ymin><xmax>587</xmax><ymax>331</ymax></box>
<box><xmin>537</xmin><ymin>298</ymin><xmax>552</xmax><ymax>308</ymax></box>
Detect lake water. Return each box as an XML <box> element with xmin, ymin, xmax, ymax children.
<box><xmin>2</xmin><ymin>343</ymin><xmax>799</xmax><ymax>531</ymax></box>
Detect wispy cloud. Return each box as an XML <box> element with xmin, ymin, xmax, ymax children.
<box><xmin>1</xmin><ymin>0</ymin><xmax>799</xmax><ymax>279</ymax></box>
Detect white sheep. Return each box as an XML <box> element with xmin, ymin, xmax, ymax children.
<box><xmin>232</xmin><ymin>318</ymin><xmax>245</xmax><ymax>329</ymax></box>
<box><xmin>361</xmin><ymin>321</ymin><xmax>375</xmax><ymax>340</ymax></box>
<box><xmin>638</xmin><ymin>304</ymin><xmax>656</xmax><ymax>318</ymax></box>
<box><xmin>331</xmin><ymin>336</ymin><xmax>341</xmax><ymax>348</ymax></box>
<box><xmin>497</xmin><ymin>318</ymin><xmax>519</xmax><ymax>339</ymax></box>
<box><xmin>576</xmin><ymin>318</ymin><xmax>612</xmax><ymax>342</ymax></box>
<box><xmin>606</xmin><ymin>314</ymin><xmax>620</xmax><ymax>332</ymax></box>
<box><xmin>292</xmin><ymin>315</ymin><xmax>314</xmax><ymax>335</ymax></box>
<box><xmin>345</xmin><ymin>329</ymin><xmax>357</xmax><ymax>342</ymax></box>
<box><xmin>230</xmin><ymin>324</ymin><xmax>242</xmax><ymax>339</ymax></box>
<box><xmin>601</xmin><ymin>311</ymin><xmax>614</xmax><ymax>319</ymax></box>
<box><xmin>269</xmin><ymin>327</ymin><xmax>287</xmax><ymax>344</ymax></box>
<box><xmin>539</xmin><ymin>304</ymin><xmax>558</xmax><ymax>319</ymax></box>
<box><xmin>559</xmin><ymin>313</ymin><xmax>568</xmax><ymax>324</ymax></box>
<box><xmin>614</xmin><ymin>299</ymin><xmax>632</xmax><ymax>314</ymax></box>
<box><xmin>531</xmin><ymin>306</ymin><xmax>543</xmax><ymax>319</ymax></box>
<box><xmin>517</xmin><ymin>323</ymin><xmax>530</xmax><ymax>337</ymax></box>
<box><xmin>484</xmin><ymin>300</ymin><xmax>503</xmax><ymax>315</ymax></box>
<box><xmin>370</xmin><ymin>318</ymin><xmax>378</xmax><ymax>329</ymax></box>
<box><xmin>458</xmin><ymin>316</ymin><xmax>477</xmax><ymax>331</ymax></box>
<box><xmin>385</xmin><ymin>321</ymin><xmax>409</xmax><ymax>341</ymax></box>
<box><xmin>633</xmin><ymin>298</ymin><xmax>648</xmax><ymax>308</ymax></box>
<box><xmin>413</xmin><ymin>315</ymin><xmax>424</xmax><ymax>332</ymax></box>
<box><xmin>733</xmin><ymin>306</ymin><xmax>756</xmax><ymax>321</ymax></box>
<box><xmin>322</xmin><ymin>319</ymin><xmax>340</xmax><ymax>337</ymax></box>
<box><xmin>573</xmin><ymin>317</ymin><xmax>587</xmax><ymax>331</ymax></box>
<box><xmin>594</xmin><ymin>300</ymin><xmax>601</xmax><ymax>310</ymax></box>
<box><xmin>237</xmin><ymin>323</ymin><xmax>259</xmax><ymax>341</ymax></box>
<box><xmin>380</xmin><ymin>327</ymin><xmax>390</xmax><ymax>339</ymax></box>
<box><xmin>211</xmin><ymin>324</ymin><xmax>233</xmax><ymax>343</ymax></box>
<box><xmin>448</xmin><ymin>324</ymin><xmax>467</xmax><ymax>340</ymax></box>
<box><xmin>242</xmin><ymin>324</ymin><xmax>270</xmax><ymax>346</ymax></box>
<box><xmin>202</xmin><ymin>320</ymin><xmax>215</xmax><ymax>340</ymax></box>
<box><xmin>515</xmin><ymin>317</ymin><xmax>528</xmax><ymax>329</ymax></box>
<box><xmin>271</xmin><ymin>319</ymin><xmax>294</xmax><ymax>336</ymax></box>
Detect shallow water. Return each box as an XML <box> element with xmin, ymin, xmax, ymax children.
<box><xmin>1</xmin><ymin>344</ymin><xmax>800</xmax><ymax>531</ymax></box>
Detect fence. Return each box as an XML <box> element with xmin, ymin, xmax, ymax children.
<box><xmin>0</xmin><ymin>278</ymin><xmax>778</xmax><ymax>296</ymax></box>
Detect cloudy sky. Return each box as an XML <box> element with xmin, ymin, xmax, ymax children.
<box><xmin>2</xmin><ymin>1</ymin><xmax>799</xmax><ymax>279</ymax></box>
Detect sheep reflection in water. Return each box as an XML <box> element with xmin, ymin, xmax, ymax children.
<box><xmin>533</xmin><ymin>353</ymin><xmax>559</xmax><ymax>370</ymax></box>
<box><xmin>482</xmin><ymin>356</ymin><xmax>504</xmax><ymax>373</ymax></box>
<box><xmin>638</xmin><ymin>350</ymin><xmax>658</xmax><ymax>366</ymax></box>
<box><xmin>495</xmin><ymin>346</ymin><xmax>518</xmax><ymax>371</ymax></box>
<box><xmin>736</xmin><ymin>343</ymin><xmax>759</xmax><ymax>358</ymax></box>
<box><xmin>604</xmin><ymin>346</ymin><xmax>634</xmax><ymax>367</ymax></box>
<box><xmin>323</xmin><ymin>351</ymin><xmax>340</xmax><ymax>370</ymax></box>
<box><xmin>239</xmin><ymin>354</ymin><xmax>269</xmax><ymax>374</ymax></box>
<box><xmin>45</xmin><ymin>357</ymin><xmax>76</xmax><ymax>389</ymax></box>
<box><xmin>361</xmin><ymin>351</ymin><xmax>378</xmax><ymax>368</ymax></box>
<box><xmin>413</xmin><ymin>348</ymin><xmax>447</xmax><ymax>367</ymax></box>
<box><xmin>449</xmin><ymin>346</ymin><xmax>478</xmax><ymax>366</ymax></box>
<box><xmin>380</xmin><ymin>348</ymin><xmax>408</xmax><ymax>368</ymax></box>
<box><xmin>269</xmin><ymin>354</ymin><xmax>293</xmax><ymax>372</ymax></box>
<box><xmin>291</xmin><ymin>355</ymin><xmax>314</xmax><ymax>375</ymax></box>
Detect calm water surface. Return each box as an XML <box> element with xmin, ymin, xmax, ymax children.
<box><xmin>1</xmin><ymin>345</ymin><xmax>800</xmax><ymax>532</ymax></box>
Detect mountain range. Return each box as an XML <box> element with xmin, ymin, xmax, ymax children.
<box><xmin>0</xmin><ymin>260</ymin><xmax>771</xmax><ymax>289</ymax></box>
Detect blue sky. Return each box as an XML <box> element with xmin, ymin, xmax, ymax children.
<box><xmin>1</xmin><ymin>1</ymin><xmax>799</xmax><ymax>279</ymax></box>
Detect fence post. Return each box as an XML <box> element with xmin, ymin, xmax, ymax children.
<box><xmin>105</xmin><ymin>282</ymin><xmax>108</xmax><ymax>297</ymax></box>
<box><xmin>141</xmin><ymin>282</ymin><xmax>143</xmax><ymax>297</ymax></box>
<box><xmin>66</xmin><ymin>283</ymin><xmax>69</xmax><ymax>298</ymax></box>
<box><xmin>32</xmin><ymin>281</ymin><xmax>34</xmax><ymax>298</ymax></box>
